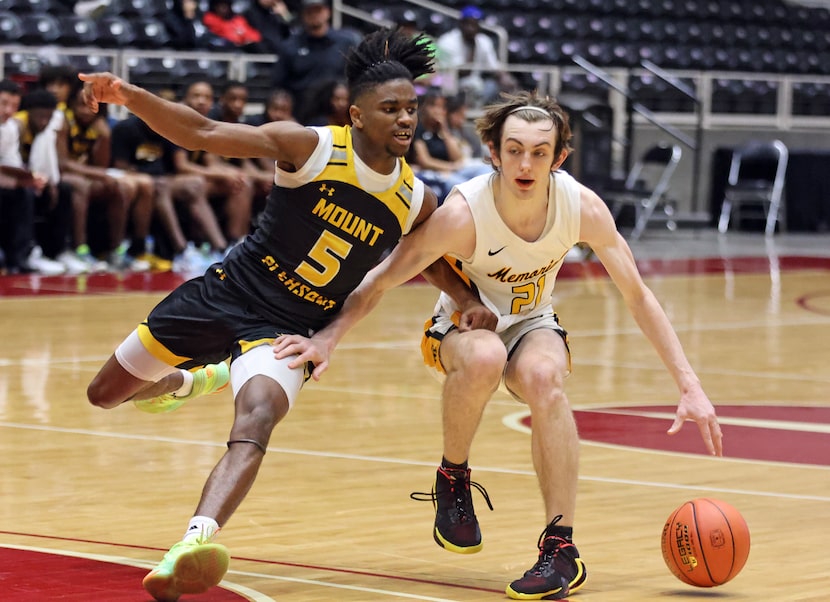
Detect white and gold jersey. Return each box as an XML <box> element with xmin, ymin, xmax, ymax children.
<box><xmin>436</xmin><ymin>170</ymin><xmax>581</xmax><ymax>333</ymax></box>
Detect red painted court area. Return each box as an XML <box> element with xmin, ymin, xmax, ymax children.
<box><xmin>521</xmin><ymin>405</ymin><xmax>830</xmax><ymax>466</ymax></box>
<box><xmin>0</xmin><ymin>546</ymin><xmax>247</xmax><ymax>601</ymax></box>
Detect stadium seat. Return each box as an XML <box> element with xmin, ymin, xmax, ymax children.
<box><xmin>119</xmin><ymin>0</ymin><xmax>167</xmax><ymax>18</ymax></box>
<box><xmin>19</xmin><ymin>13</ymin><xmax>61</xmax><ymax>45</ymax></box>
<box><xmin>125</xmin><ymin>55</ymin><xmax>187</xmax><ymax>91</ymax></box>
<box><xmin>57</xmin><ymin>16</ymin><xmax>99</xmax><ymax>47</ymax></box>
<box><xmin>96</xmin><ymin>15</ymin><xmax>136</xmax><ymax>48</ymax></box>
<box><xmin>28</xmin><ymin>0</ymin><xmax>66</xmax><ymax>14</ymax></box>
<box><xmin>0</xmin><ymin>0</ymin><xmax>31</xmax><ymax>13</ymax></box>
<box><xmin>507</xmin><ymin>39</ymin><xmax>532</xmax><ymax>64</ymax></box>
<box><xmin>717</xmin><ymin>139</ymin><xmax>788</xmax><ymax>235</ymax></box>
<box><xmin>132</xmin><ymin>16</ymin><xmax>171</xmax><ymax>49</ymax></box>
<box><xmin>179</xmin><ymin>58</ymin><xmax>230</xmax><ymax>88</ymax></box>
<box><xmin>603</xmin><ymin>143</ymin><xmax>682</xmax><ymax>240</ymax></box>
<box><xmin>0</xmin><ymin>10</ymin><xmax>22</xmax><ymax>44</ymax></box>
<box><xmin>67</xmin><ymin>53</ymin><xmax>114</xmax><ymax>74</ymax></box>
<box><xmin>243</xmin><ymin>61</ymin><xmax>274</xmax><ymax>106</ymax></box>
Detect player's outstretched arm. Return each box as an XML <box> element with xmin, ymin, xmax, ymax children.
<box><xmin>581</xmin><ymin>186</ymin><xmax>723</xmax><ymax>456</ymax></box>
<box><xmin>79</xmin><ymin>72</ymin><xmax>317</xmax><ymax>167</ymax></box>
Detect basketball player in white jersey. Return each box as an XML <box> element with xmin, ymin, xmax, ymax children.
<box><xmin>274</xmin><ymin>91</ymin><xmax>723</xmax><ymax>600</ymax></box>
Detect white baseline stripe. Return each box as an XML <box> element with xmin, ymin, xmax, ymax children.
<box><xmin>225</xmin><ymin>568</ymin><xmax>464</xmax><ymax>601</ymax></box>
<box><xmin>2</xmin><ymin>420</ymin><xmax>828</xmax><ymax>503</ymax></box>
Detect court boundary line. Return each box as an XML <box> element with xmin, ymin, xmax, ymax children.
<box><xmin>1</xmin><ymin>420</ymin><xmax>827</xmax><ymax>502</ymax></box>
<box><xmin>0</xmin><ymin>539</ymin><xmax>500</xmax><ymax>600</ymax></box>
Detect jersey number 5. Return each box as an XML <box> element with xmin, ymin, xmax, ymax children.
<box><xmin>295</xmin><ymin>230</ymin><xmax>353</xmax><ymax>287</ymax></box>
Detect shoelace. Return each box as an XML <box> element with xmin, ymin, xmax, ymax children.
<box><xmin>528</xmin><ymin>514</ymin><xmax>573</xmax><ymax>576</ymax></box>
<box><xmin>410</xmin><ymin>467</ymin><xmax>494</xmax><ymax>518</ymax></box>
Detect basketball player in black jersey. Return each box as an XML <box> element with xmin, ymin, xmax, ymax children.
<box><xmin>80</xmin><ymin>29</ymin><xmax>495</xmax><ymax>601</ymax></box>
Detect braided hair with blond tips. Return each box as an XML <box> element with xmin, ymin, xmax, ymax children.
<box><xmin>345</xmin><ymin>28</ymin><xmax>434</xmax><ymax>103</ymax></box>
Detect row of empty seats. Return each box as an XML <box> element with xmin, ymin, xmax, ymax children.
<box><xmin>0</xmin><ymin>12</ymin><xmax>170</xmax><ymax>49</ymax></box>
<box><xmin>6</xmin><ymin>45</ymin><xmax>824</xmax><ymax>118</ymax></box>
<box><xmin>4</xmin><ymin>0</ymin><xmax>829</xmax><ymax>77</ymax></box>
<box><xmin>440</xmin><ymin>0</ymin><xmax>830</xmax><ymax>28</ymax></box>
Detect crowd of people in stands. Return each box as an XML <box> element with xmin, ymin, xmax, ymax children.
<box><xmin>0</xmin><ymin>2</ymin><xmax>517</xmax><ymax>276</ymax></box>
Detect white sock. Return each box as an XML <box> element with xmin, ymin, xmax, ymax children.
<box><xmin>172</xmin><ymin>370</ymin><xmax>194</xmax><ymax>397</ymax></box>
<box><xmin>183</xmin><ymin>516</ymin><xmax>220</xmax><ymax>542</ymax></box>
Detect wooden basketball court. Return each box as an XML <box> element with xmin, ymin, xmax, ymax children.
<box><xmin>1</xmin><ymin>235</ymin><xmax>828</xmax><ymax>601</ymax></box>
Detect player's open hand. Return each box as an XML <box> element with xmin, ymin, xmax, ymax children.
<box><xmin>273</xmin><ymin>334</ymin><xmax>331</xmax><ymax>380</ymax></box>
<box><xmin>78</xmin><ymin>72</ymin><xmax>128</xmax><ymax>113</ymax></box>
<box><xmin>667</xmin><ymin>385</ymin><xmax>723</xmax><ymax>456</ymax></box>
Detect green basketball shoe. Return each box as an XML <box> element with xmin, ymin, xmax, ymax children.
<box><xmin>142</xmin><ymin>536</ymin><xmax>230</xmax><ymax>601</ymax></box>
<box><xmin>135</xmin><ymin>362</ymin><xmax>230</xmax><ymax>414</ymax></box>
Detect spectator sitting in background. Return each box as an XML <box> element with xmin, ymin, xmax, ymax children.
<box><xmin>394</xmin><ymin>8</ymin><xmax>441</xmax><ymax>94</ymax></box>
<box><xmin>174</xmin><ymin>81</ymin><xmax>254</xmax><ymax>248</ymax></box>
<box><xmin>203</xmin><ymin>0</ymin><xmax>269</xmax><ymax>53</ymax></box>
<box><xmin>446</xmin><ymin>91</ymin><xmax>485</xmax><ymax>159</ymax></box>
<box><xmin>57</xmin><ymin>86</ymin><xmax>156</xmax><ymax>272</ymax></box>
<box><xmin>435</xmin><ymin>5</ymin><xmax>516</xmax><ymax>107</ymax></box>
<box><xmin>270</xmin><ymin>0</ymin><xmax>360</xmax><ymax>105</ymax></box>
<box><xmin>208</xmin><ymin>80</ymin><xmax>272</xmax><ymax>215</ymax></box>
<box><xmin>244</xmin><ymin>88</ymin><xmax>295</xmax><ymax>185</ymax></box>
<box><xmin>15</xmin><ymin>89</ymin><xmax>78</xmax><ymax>274</ymax></box>
<box><xmin>111</xmin><ymin>111</ymin><xmax>230</xmax><ymax>275</ymax></box>
<box><xmin>244</xmin><ymin>0</ymin><xmax>294</xmax><ymax>53</ymax></box>
<box><xmin>0</xmin><ymin>80</ymin><xmax>64</xmax><ymax>275</ymax></box>
<box><xmin>298</xmin><ymin>77</ymin><xmax>349</xmax><ymax>126</ymax></box>
<box><xmin>162</xmin><ymin>0</ymin><xmax>235</xmax><ymax>51</ymax></box>
<box><xmin>38</xmin><ymin>65</ymin><xmax>78</xmax><ymax>112</ymax></box>
<box><xmin>408</xmin><ymin>88</ymin><xmax>490</xmax><ymax>201</ymax></box>
<box><xmin>244</xmin><ymin>88</ymin><xmax>295</xmax><ymax>126</ymax></box>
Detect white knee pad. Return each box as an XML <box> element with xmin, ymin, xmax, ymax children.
<box><xmin>230</xmin><ymin>343</ymin><xmax>305</xmax><ymax>409</ymax></box>
<box><xmin>114</xmin><ymin>329</ymin><xmax>179</xmax><ymax>382</ymax></box>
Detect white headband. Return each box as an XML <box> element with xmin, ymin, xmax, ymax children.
<box><xmin>508</xmin><ymin>105</ymin><xmax>551</xmax><ymax>118</ymax></box>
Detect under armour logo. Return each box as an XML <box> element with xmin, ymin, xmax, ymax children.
<box><xmin>319</xmin><ymin>184</ymin><xmax>335</xmax><ymax>197</ymax></box>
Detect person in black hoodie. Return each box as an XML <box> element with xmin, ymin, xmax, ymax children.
<box><xmin>270</xmin><ymin>0</ymin><xmax>360</xmax><ymax>104</ymax></box>
<box><xmin>244</xmin><ymin>0</ymin><xmax>294</xmax><ymax>53</ymax></box>
<box><xmin>161</xmin><ymin>0</ymin><xmax>233</xmax><ymax>51</ymax></box>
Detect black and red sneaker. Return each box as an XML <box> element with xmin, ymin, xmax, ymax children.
<box><xmin>410</xmin><ymin>466</ymin><xmax>493</xmax><ymax>554</ymax></box>
<box><xmin>506</xmin><ymin>517</ymin><xmax>587</xmax><ymax>600</ymax></box>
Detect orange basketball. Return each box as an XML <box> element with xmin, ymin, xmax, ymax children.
<box><xmin>661</xmin><ymin>498</ymin><xmax>750</xmax><ymax>587</ymax></box>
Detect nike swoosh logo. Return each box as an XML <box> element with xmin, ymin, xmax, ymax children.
<box><xmin>488</xmin><ymin>246</ymin><xmax>506</xmax><ymax>256</ymax></box>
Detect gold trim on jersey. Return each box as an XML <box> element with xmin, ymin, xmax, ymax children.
<box><xmin>239</xmin><ymin>338</ymin><xmax>275</xmax><ymax>355</ymax></box>
<box><xmin>137</xmin><ymin>322</ymin><xmax>191</xmax><ymax>366</ymax></box>
<box><xmin>318</xmin><ymin>125</ymin><xmax>415</xmax><ymax>232</ymax></box>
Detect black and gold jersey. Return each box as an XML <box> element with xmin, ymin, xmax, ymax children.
<box><xmin>62</xmin><ymin>107</ymin><xmax>98</xmax><ymax>163</ymax></box>
<box><xmin>222</xmin><ymin>125</ymin><xmax>424</xmax><ymax>332</ymax></box>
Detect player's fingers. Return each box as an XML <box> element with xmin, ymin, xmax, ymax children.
<box><xmin>272</xmin><ymin>335</ymin><xmax>301</xmax><ymax>354</ymax></box>
<box><xmin>274</xmin><ymin>342</ymin><xmax>304</xmax><ymax>360</ymax></box>
<box><xmin>80</xmin><ymin>84</ymin><xmax>99</xmax><ymax>112</ymax></box>
<box><xmin>709</xmin><ymin>418</ymin><xmax>724</xmax><ymax>456</ymax></box>
<box><xmin>310</xmin><ymin>361</ymin><xmax>329</xmax><ymax>380</ymax></box>
<box><xmin>286</xmin><ymin>347</ymin><xmax>319</xmax><ymax>368</ymax></box>
<box><xmin>695</xmin><ymin>418</ymin><xmax>723</xmax><ymax>456</ymax></box>
<box><xmin>666</xmin><ymin>415</ymin><xmax>684</xmax><ymax>435</ymax></box>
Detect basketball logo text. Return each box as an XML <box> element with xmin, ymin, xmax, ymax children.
<box><xmin>673</xmin><ymin>522</ymin><xmax>699</xmax><ymax>570</ymax></box>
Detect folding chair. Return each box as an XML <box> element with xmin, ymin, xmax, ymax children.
<box><xmin>717</xmin><ymin>139</ymin><xmax>788</xmax><ymax>235</ymax></box>
<box><xmin>604</xmin><ymin>142</ymin><xmax>682</xmax><ymax>240</ymax></box>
